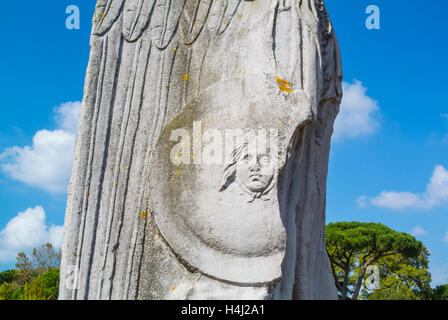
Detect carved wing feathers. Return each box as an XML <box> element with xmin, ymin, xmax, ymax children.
<box><xmin>123</xmin><ymin>0</ymin><xmax>157</xmax><ymax>42</ymax></box>
<box><xmin>93</xmin><ymin>0</ymin><xmax>220</xmax><ymax>49</ymax></box>
<box><xmin>182</xmin><ymin>0</ymin><xmax>214</xmax><ymax>45</ymax></box>
<box><xmin>154</xmin><ymin>0</ymin><xmax>187</xmax><ymax>49</ymax></box>
<box><xmin>93</xmin><ymin>0</ymin><xmax>125</xmax><ymax>36</ymax></box>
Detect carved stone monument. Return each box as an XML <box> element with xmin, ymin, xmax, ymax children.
<box><xmin>59</xmin><ymin>0</ymin><xmax>343</xmax><ymax>300</ymax></box>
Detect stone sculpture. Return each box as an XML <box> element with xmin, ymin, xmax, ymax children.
<box><xmin>59</xmin><ymin>0</ymin><xmax>343</xmax><ymax>300</ymax></box>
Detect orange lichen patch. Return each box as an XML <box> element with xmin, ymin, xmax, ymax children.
<box><xmin>182</xmin><ymin>74</ymin><xmax>190</xmax><ymax>81</ymax></box>
<box><xmin>275</xmin><ymin>76</ymin><xmax>294</xmax><ymax>93</ymax></box>
<box><xmin>171</xmin><ymin>47</ymin><xmax>176</xmax><ymax>52</ymax></box>
<box><xmin>172</xmin><ymin>287</ymin><xmax>176</xmax><ymax>291</ymax></box>
<box><xmin>140</xmin><ymin>211</ymin><xmax>148</xmax><ymax>220</ymax></box>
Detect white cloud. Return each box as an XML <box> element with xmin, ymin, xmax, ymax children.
<box><xmin>0</xmin><ymin>101</ymin><xmax>81</xmax><ymax>194</ymax></box>
<box><xmin>360</xmin><ymin>165</ymin><xmax>448</xmax><ymax>210</ymax></box>
<box><xmin>0</xmin><ymin>206</ymin><xmax>64</xmax><ymax>263</ymax></box>
<box><xmin>333</xmin><ymin>80</ymin><xmax>380</xmax><ymax>140</ymax></box>
<box><xmin>54</xmin><ymin>101</ymin><xmax>81</xmax><ymax>134</ymax></box>
<box><xmin>411</xmin><ymin>226</ymin><xmax>427</xmax><ymax>237</ymax></box>
<box><xmin>369</xmin><ymin>191</ymin><xmax>423</xmax><ymax>210</ymax></box>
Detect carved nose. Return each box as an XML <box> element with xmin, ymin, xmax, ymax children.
<box><xmin>249</xmin><ymin>162</ymin><xmax>260</xmax><ymax>171</ymax></box>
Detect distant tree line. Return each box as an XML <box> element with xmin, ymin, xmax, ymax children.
<box><xmin>0</xmin><ymin>243</ymin><xmax>61</xmax><ymax>300</ymax></box>
<box><xmin>1</xmin><ymin>224</ymin><xmax>447</xmax><ymax>301</ymax></box>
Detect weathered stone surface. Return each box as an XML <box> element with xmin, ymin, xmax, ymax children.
<box><xmin>59</xmin><ymin>0</ymin><xmax>343</xmax><ymax>300</ymax></box>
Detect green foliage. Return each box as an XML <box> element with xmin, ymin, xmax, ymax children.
<box><xmin>368</xmin><ymin>286</ymin><xmax>416</xmax><ymax>300</ymax></box>
<box><xmin>0</xmin><ymin>270</ymin><xmax>16</xmax><ymax>285</ymax></box>
<box><xmin>13</xmin><ymin>267</ymin><xmax>38</xmax><ymax>286</ymax></box>
<box><xmin>0</xmin><ymin>243</ymin><xmax>61</xmax><ymax>300</ymax></box>
<box><xmin>37</xmin><ymin>268</ymin><xmax>60</xmax><ymax>300</ymax></box>
<box><xmin>14</xmin><ymin>243</ymin><xmax>61</xmax><ymax>286</ymax></box>
<box><xmin>0</xmin><ymin>268</ymin><xmax>60</xmax><ymax>301</ymax></box>
<box><xmin>364</xmin><ymin>248</ymin><xmax>432</xmax><ymax>300</ymax></box>
<box><xmin>326</xmin><ymin>222</ymin><xmax>422</xmax><ymax>257</ymax></box>
<box><xmin>433</xmin><ymin>284</ymin><xmax>448</xmax><ymax>300</ymax></box>
<box><xmin>20</xmin><ymin>278</ymin><xmax>51</xmax><ymax>300</ymax></box>
<box><xmin>368</xmin><ymin>246</ymin><xmax>433</xmax><ymax>300</ymax></box>
<box><xmin>0</xmin><ymin>283</ymin><xmax>15</xmax><ymax>300</ymax></box>
<box><xmin>11</xmin><ymin>285</ymin><xmax>24</xmax><ymax>300</ymax></box>
<box><xmin>326</xmin><ymin>222</ymin><xmax>426</xmax><ymax>300</ymax></box>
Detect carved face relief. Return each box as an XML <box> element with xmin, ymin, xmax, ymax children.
<box><xmin>236</xmin><ymin>151</ymin><xmax>276</xmax><ymax>194</ymax></box>
<box><xmin>219</xmin><ymin>135</ymin><xmax>279</xmax><ymax>201</ymax></box>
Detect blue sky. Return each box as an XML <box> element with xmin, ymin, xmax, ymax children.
<box><xmin>0</xmin><ymin>1</ymin><xmax>446</xmax><ymax>286</ymax></box>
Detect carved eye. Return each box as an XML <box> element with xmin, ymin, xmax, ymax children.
<box><xmin>259</xmin><ymin>156</ymin><xmax>271</xmax><ymax>165</ymax></box>
<box><xmin>242</xmin><ymin>154</ymin><xmax>252</xmax><ymax>162</ymax></box>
